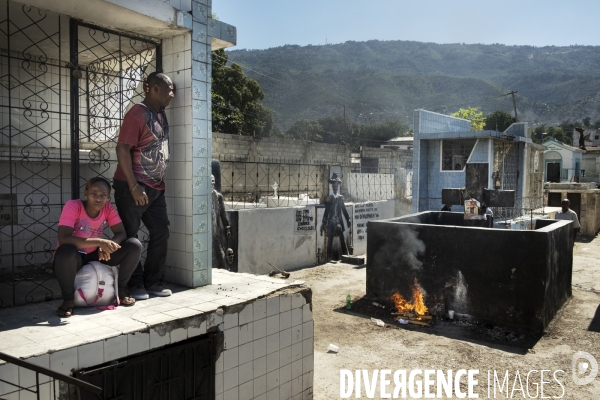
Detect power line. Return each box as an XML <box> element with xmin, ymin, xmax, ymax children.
<box><xmin>212</xmin><ymin>52</ymin><xmax>292</xmax><ymax>86</ymax></box>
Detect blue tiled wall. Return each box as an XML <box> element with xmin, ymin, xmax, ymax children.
<box><xmin>468</xmin><ymin>139</ymin><xmax>489</xmax><ymax>163</ymax></box>
<box><xmin>426</xmin><ymin>140</ymin><xmax>466</xmax><ymax>210</ymax></box>
<box><xmin>504</xmin><ymin>122</ymin><xmax>528</xmax><ymax>137</ymax></box>
<box><xmin>414</xmin><ymin>109</ymin><xmax>472</xmax><ymax>133</ymax></box>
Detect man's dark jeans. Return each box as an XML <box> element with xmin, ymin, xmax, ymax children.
<box><xmin>113</xmin><ymin>179</ymin><xmax>170</xmax><ymax>289</ymax></box>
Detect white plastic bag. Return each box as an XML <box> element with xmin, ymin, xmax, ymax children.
<box><xmin>74</xmin><ymin>261</ymin><xmax>119</xmax><ymax>307</ymax></box>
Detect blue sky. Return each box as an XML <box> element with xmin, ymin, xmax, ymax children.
<box><xmin>214</xmin><ymin>0</ymin><xmax>600</xmax><ymax>50</ymax></box>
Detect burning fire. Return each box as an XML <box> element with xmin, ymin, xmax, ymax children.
<box><xmin>391</xmin><ymin>284</ymin><xmax>428</xmax><ymax>316</ymax></box>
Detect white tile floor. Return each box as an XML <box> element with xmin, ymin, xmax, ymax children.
<box><xmin>0</xmin><ymin>270</ymin><xmax>304</xmax><ymax>361</ymax></box>
<box><xmin>0</xmin><ymin>270</ymin><xmax>314</xmax><ymax>400</ymax></box>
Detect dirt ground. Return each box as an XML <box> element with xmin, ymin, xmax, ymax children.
<box><xmin>289</xmin><ymin>236</ymin><xmax>600</xmax><ymax>399</ymax></box>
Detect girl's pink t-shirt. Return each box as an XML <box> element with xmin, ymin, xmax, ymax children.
<box><xmin>57</xmin><ymin>199</ymin><xmax>122</xmax><ymax>254</ymax></box>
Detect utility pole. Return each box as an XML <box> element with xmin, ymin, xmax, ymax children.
<box><xmin>343</xmin><ymin>104</ymin><xmax>346</xmax><ymax>138</ymax></box>
<box><xmin>507</xmin><ymin>91</ymin><xmax>518</xmax><ymax>122</ymax></box>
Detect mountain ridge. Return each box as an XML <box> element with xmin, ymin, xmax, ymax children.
<box><xmin>226</xmin><ymin>40</ymin><xmax>600</xmax><ymax>130</ymax></box>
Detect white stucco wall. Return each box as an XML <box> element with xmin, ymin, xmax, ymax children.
<box><xmin>237</xmin><ymin>206</ymin><xmax>318</xmax><ymax>275</ymax></box>
<box><xmin>352</xmin><ymin>200</ymin><xmax>396</xmax><ymax>255</ymax></box>
<box><xmin>236</xmin><ymin>200</ymin><xmax>397</xmax><ymax>274</ymax></box>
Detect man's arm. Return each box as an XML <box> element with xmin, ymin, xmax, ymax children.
<box><xmin>116</xmin><ymin>143</ymin><xmax>148</xmax><ymax>206</ymax></box>
<box><xmin>572</xmin><ymin>212</ymin><xmax>580</xmax><ymax>239</ymax></box>
<box><xmin>217</xmin><ymin>194</ymin><xmax>231</xmax><ymax>238</ymax></box>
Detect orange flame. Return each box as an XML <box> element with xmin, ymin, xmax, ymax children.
<box><xmin>391</xmin><ymin>285</ymin><xmax>428</xmax><ymax>316</ymax></box>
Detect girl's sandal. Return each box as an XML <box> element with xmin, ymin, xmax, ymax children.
<box><xmin>119</xmin><ymin>296</ymin><xmax>136</xmax><ymax>306</ymax></box>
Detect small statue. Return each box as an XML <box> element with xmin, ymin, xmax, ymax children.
<box><xmin>212</xmin><ymin>175</ymin><xmax>232</xmax><ymax>270</ymax></box>
<box><xmin>576</xmin><ymin>127</ymin><xmax>590</xmax><ymax>150</ymax></box>
<box><xmin>272</xmin><ymin>181</ymin><xmax>279</xmax><ymax>197</ymax></box>
<box><xmin>320</xmin><ymin>172</ymin><xmax>352</xmax><ymax>261</ymax></box>
<box><xmin>226</xmin><ymin>248</ymin><xmax>234</xmax><ymax>265</ymax></box>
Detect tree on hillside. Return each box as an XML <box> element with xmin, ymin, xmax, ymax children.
<box><xmin>451</xmin><ymin>107</ymin><xmax>484</xmax><ymax>131</ymax></box>
<box><xmin>359</xmin><ymin>119</ymin><xmax>411</xmax><ymax>144</ymax></box>
<box><xmin>484</xmin><ymin>110</ymin><xmax>516</xmax><ymax>132</ymax></box>
<box><xmin>286</xmin><ymin>119</ymin><xmax>325</xmax><ymax>142</ymax></box>
<box><xmin>533</xmin><ymin>124</ymin><xmax>572</xmax><ymax>145</ymax></box>
<box><xmin>583</xmin><ymin>116</ymin><xmax>591</xmax><ymax>128</ymax></box>
<box><xmin>547</xmin><ymin>126</ymin><xmax>571</xmax><ymax>145</ymax></box>
<box><xmin>211</xmin><ymin>49</ymin><xmax>274</xmax><ymax>136</ymax></box>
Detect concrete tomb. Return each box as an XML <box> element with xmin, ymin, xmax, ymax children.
<box><xmin>366</xmin><ymin>211</ymin><xmax>574</xmax><ymax>333</ymax></box>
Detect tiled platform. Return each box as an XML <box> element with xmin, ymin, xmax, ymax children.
<box><xmin>0</xmin><ymin>270</ymin><xmax>306</xmax><ymax>361</ymax></box>
<box><xmin>0</xmin><ymin>270</ymin><xmax>315</xmax><ymax>400</ymax></box>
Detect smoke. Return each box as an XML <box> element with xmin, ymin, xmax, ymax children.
<box><xmin>395</xmin><ymin>225</ymin><xmax>426</xmax><ymax>271</ymax></box>
<box><xmin>452</xmin><ymin>271</ymin><xmax>469</xmax><ymax>313</ymax></box>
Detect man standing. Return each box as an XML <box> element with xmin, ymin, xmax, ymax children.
<box><xmin>320</xmin><ymin>172</ymin><xmax>352</xmax><ymax>261</ymax></box>
<box><xmin>555</xmin><ymin>198</ymin><xmax>580</xmax><ymax>245</ymax></box>
<box><xmin>113</xmin><ymin>72</ymin><xmax>174</xmax><ymax>299</ymax></box>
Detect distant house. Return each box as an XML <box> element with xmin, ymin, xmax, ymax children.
<box><xmin>381</xmin><ymin>136</ymin><xmax>414</xmax><ymax>150</ymax></box>
<box><xmin>412</xmin><ymin>110</ymin><xmax>545</xmax><ymax>213</ymax></box>
<box><xmin>542</xmin><ymin>138</ymin><xmax>584</xmax><ymax>182</ymax></box>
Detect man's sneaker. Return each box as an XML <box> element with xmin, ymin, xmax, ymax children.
<box><xmin>147</xmin><ymin>283</ymin><xmax>172</xmax><ymax>297</ymax></box>
<box><xmin>130</xmin><ymin>286</ymin><xmax>149</xmax><ymax>300</ymax></box>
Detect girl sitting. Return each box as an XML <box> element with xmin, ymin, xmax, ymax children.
<box><xmin>54</xmin><ymin>177</ymin><xmax>141</xmax><ymax>317</ymax></box>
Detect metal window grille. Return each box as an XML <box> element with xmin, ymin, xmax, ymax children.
<box><xmin>73</xmin><ymin>335</ymin><xmax>214</xmax><ymax>400</ymax></box>
<box><xmin>0</xmin><ymin>0</ymin><xmax>160</xmax><ymax>307</ymax></box>
<box><xmin>0</xmin><ymin>351</ymin><xmax>103</xmax><ymax>399</ymax></box>
<box><xmin>442</xmin><ymin>140</ymin><xmax>476</xmax><ymax>170</ymax></box>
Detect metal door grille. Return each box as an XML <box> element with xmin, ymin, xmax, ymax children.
<box><xmin>0</xmin><ymin>0</ymin><xmax>161</xmax><ymax>307</ymax></box>
<box><xmin>75</xmin><ymin>335</ymin><xmax>214</xmax><ymax>400</ymax></box>
<box><xmin>0</xmin><ymin>1</ymin><xmax>69</xmax><ymax>307</ymax></box>
<box><xmin>493</xmin><ymin>141</ymin><xmax>519</xmax><ymax>191</ymax></box>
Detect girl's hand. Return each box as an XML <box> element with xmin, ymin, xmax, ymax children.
<box><xmin>98</xmin><ymin>248</ymin><xmax>111</xmax><ymax>261</ymax></box>
<box><xmin>98</xmin><ymin>239</ymin><xmax>120</xmax><ymax>254</ymax></box>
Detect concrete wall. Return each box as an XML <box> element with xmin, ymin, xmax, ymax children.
<box><xmin>235</xmin><ymin>200</ymin><xmax>397</xmax><ymax>274</ymax></box>
<box><xmin>237</xmin><ymin>206</ymin><xmax>318</xmax><ymax>274</ymax></box>
<box><xmin>352</xmin><ymin>200</ymin><xmax>396</xmax><ymax>255</ymax></box>
<box><xmin>366</xmin><ymin>212</ymin><xmax>573</xmax><ymax>333</ymax></box>
<box><xmin>213</xmin><ymin>132</ymin><xmax>352</xmax><ymax>165</ymax></box>
<box><xmin>360</xmin><ymin>146</ymin><xmax>413</xmax><ymax>170</ymax></box>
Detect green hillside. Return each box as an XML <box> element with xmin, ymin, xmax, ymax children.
<box><xmin>226</xmin><ymin>40</ymin><xmax>600</xmax><ymax>129</ymax></box>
